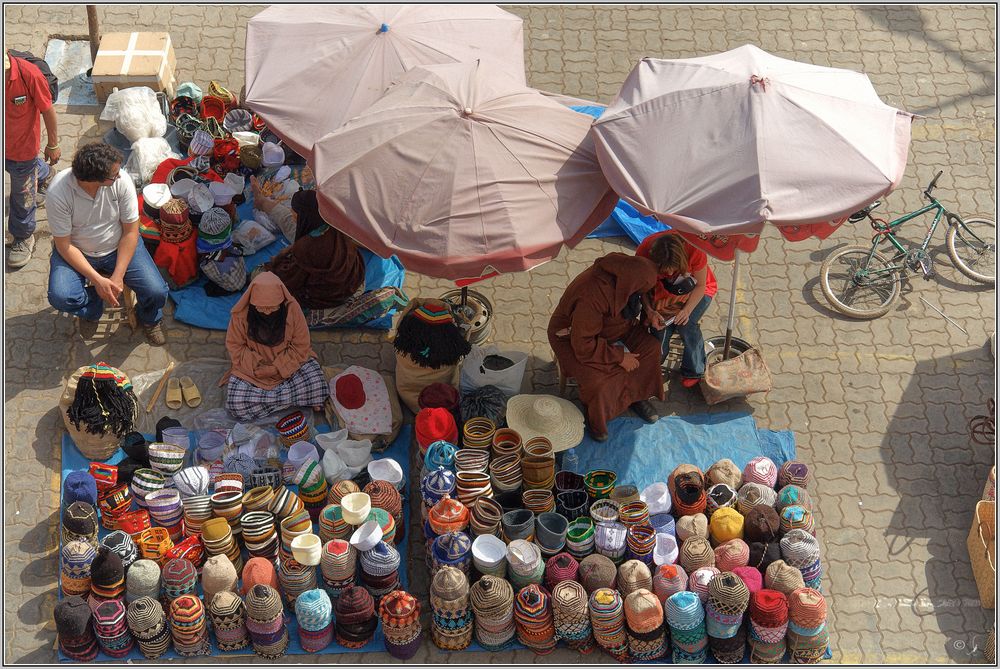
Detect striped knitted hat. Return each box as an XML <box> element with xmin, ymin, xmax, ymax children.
<box><xmin>679</xmin><ymin>536</ymin><xmax>715</xmax><ymax>574</ymax></box>
<box><xmin>776</xmin><ymin>484</ymin><xmax>812</xmax><ymax>512</ymax></box>
<box><xmin>737</xmin><ymin>482</ymin><xmax>778</xmax><ymax>515</ymax></box>
<box><xmin>101</xmin><ymin>530</ymin><xmax>139</xmax><ymax>569</ymax></box>
<box><xmin>676</xmin><ymin>513</ymin><xmax>708</xmax><ymax>542</ymax></box>
<box><xmin>63</xmin><ymin>501</ymin><xmax>98</xmax><ymax>541</ymax></box>
<box><xmin>777</xmin><ymin>461</ymin><xmax>811</xmax><ymax>489</ymax></box>
<box><xmin>618</xmin><ymin>560</ymin><xmax>653</xmax><ymax>597</ymax></box>
<box><xmin>714</xmin><ymin>539</ymin><xmax>751</xmax><ymax>572</ymax></box>
<box><xmin>161</xmin><ymin>558</ymin><xmax>198</xmax><ymax>598</ymax></box>
<box><xmin>652</xmin><ymin>564</ymin><xmax>688</xmax><ymax>602</ymax></box>
<box><xmin>742</xmin><ymin>456</ymin><xmax>778</xmax><ymax>487</ymax></box>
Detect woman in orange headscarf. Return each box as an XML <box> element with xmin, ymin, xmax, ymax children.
<box><xmin>222</xmin><ymin>271</ymin><xmax>327</xmax><ymax>421</ymax></box>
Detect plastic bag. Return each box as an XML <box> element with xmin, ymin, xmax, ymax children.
<box><xmin>233</xmin><ymin>218</ymin><xmax>276</xmax><ymax>255</ymax></box>
<box><xmin>459</xmin><ymin>344</ymin><xmax>529</xmax><ymax>397</ymax></box>
<box><xmin>124</xmin><ymin>137</ymin><xmax>179</xmax><ymax>186</ymax></box>
<box><xmin>104</xmin><ymin>87</ymin><xmax>167</xmax><ymax>143</ymax></box>
<box><xmin>226</xmin><ymin>422</ymin><xmax>280</xmax><ymax>463</ymax></box>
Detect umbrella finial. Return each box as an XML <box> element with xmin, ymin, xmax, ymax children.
<box><xmin>378</xmin><ymin>23</ymin><xmax>390</xmax><ymax>34</ymax></box>
<box><xmin>749</xmin><ymin>75</ymin><xmax>768</xmax><ymax>91</ymax></box>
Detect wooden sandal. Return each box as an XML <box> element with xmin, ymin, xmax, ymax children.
<box><xmin>179</xmin><ymin>376</ymin><xmax>202</xmax><ymax>408</ymax></box>
<box><xmin>166</xmin><ymin>378</ymin><xmax>183</xmax><ymax>410</ymax></box>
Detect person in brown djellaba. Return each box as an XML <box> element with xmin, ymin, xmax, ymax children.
<box><xmin>548</xmin><ymin>252</ymin><xmax>664</xmax><ymax>441</ymax></box>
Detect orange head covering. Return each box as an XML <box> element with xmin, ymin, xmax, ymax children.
<box><xmin>240</xmin><ymin>556</ymin><xmax>279</xmax><ymax>595</ymax></box>
<box><xmin>223</xmin><ymin>272</ymin><xmax>317</xmax><ymax>390</ymax></box>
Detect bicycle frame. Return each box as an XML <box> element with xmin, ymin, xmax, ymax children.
<box><xmin>860</xmin><ymin>200</ymin><xmax>947</xmax><ymax>278</ymax></box>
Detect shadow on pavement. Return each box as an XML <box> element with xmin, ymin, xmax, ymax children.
<box><xmin>879</xmin><ymin>348</ymin><xmax>994</xmax><ymax>661</ymax></box>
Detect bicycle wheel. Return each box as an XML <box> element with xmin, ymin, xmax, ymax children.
<box><xmin>947</xmin><ymin>216</ymin><xmax>996</xmax><ymax>284</ymax></box>
<box><xmin>820</xmin><ymin>245</ymin><xmax>901</xmax><ymax>319</ymax></box>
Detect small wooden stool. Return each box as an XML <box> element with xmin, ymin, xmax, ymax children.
<box><xmin>85</xmin><ymin>273</ymin><xmax>138</xmax><ymax>332</ymax></box>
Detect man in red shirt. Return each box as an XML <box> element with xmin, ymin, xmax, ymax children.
<box><xmin>5</xmin><ymin>50</ymin><xmax>61</xmax><ymax>268</ymax></box>
<box><xmin>636</xmin><ymin>230</ymin><xmax>717</xmax><ymax>387</ymax></box>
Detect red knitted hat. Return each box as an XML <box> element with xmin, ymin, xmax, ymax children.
<box><xmin>415</xmin><ymin>407</ymin><xmax>458</xmax><ymax>448</ymax></box>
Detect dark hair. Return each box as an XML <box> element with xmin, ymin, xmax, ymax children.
<box><xmin>648</xmin><ymin>234</ymin><xmax>690</xmax><ymax>274</ymax></box>
<box><xmin>71</xmin><ymin>142</ymin><xmax>124</xmax><ymax>182</ymax></box>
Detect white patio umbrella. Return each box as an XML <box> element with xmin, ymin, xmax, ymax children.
<box><xmin>591</xmin><ymin>44</ymin><xmax>913</xmax><ymax>356</ymax></box>
<box><xmin>310</xmin><ymin>60</ymin><xmax>618</xmax><ymax>282</ymax></box>
<box><xmin>244</xmin><ymin>4</ymin><xmax>526</xmax><ymax>161</ymax></box>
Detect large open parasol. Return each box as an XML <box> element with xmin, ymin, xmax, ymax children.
<box><xmin>591</xmin><ymin>45</ymin><xmax>913</xmax><ymax>356</ymax></box>
<box><xmin>244</xmin><ymin>4</ymin><xmax>526</xmax><ymax>161</ymax></box>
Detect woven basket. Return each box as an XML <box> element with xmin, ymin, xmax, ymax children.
<box><xmin>967</xmin><ymin>500</ymin><xmax>995</xmax><ymax>609</ymax></box>
<box><xmin>60</xmin><ymin>365</ymin><xmax>128</xmax><ymax>461</ymax></box>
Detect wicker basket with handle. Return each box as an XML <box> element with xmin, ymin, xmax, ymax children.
<box><xmin>966</xmin><ymin>500</ymin><xmax>995</xmax><ymax>609</ymax></box>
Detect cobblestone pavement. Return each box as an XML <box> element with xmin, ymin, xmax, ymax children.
<box><xmin>4</xmin><ymin>4</ymin><xmax>996</xmax><ymax>664</ymax></box>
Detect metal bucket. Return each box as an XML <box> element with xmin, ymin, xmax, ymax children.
<box><xmin>440</xmin><ymin>288</ymin><xmax>494</xmax><ymax>345</ymax></box>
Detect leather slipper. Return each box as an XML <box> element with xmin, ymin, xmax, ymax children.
<box><xmin>179</xmin><ymin>376</ymin><xmax>202</xmax><ymax>408</ymax></box>
<box><xmin>165</xmin><ymin>377</ymin><xmax>183</xmax><ymax>410</ymax></box>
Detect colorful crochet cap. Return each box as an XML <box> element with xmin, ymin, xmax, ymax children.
<box><xmin>90</xmin><ymin>545</ymin><xmax>125</xmax><ymax>588</ymax></box>
<box><xmin>624</xmin><ymin>588</ymin><xmax>664</xmax><ymax>633</ymax></box>
<box><xmin>742</xmin><ymin>456</ymin><xmax>778</xmax><ymax>487</ymax></box>
<box><xmin>415</xmin><ymin>407</ymin><xmax>458</xmax><ymax>449</ymax></box>
<box><xmin>706</xmin><ymin>459</ymin><xmax>742</xmax><ymax>490</ymax></box>
<box><xmin>63</xmin><ymin>501</ymin><xmax>98</xmax><ymax>537</ymax></box>
<box><xmin>777</xmin><ymin>460</ymin><xmax>812</xmax><ymax>489</ymax></box>
<box><xmin>241</xmin><ymin>557</ymin><xmax>279</xmax><ymax>595</ymax></box>
<box><xmin>709</xmin><ymin>507</ymin><xmax>744</xmax><ymax>544</ymax></box>
<box><xmin>744</xmin><ymin>506</ymin><xmax>781</xmax><ymax>543</ymax></box>
<box><xmin>675</xmin><ymin>513</ymin><xmax>708</xmax><ymax>542</ymax></box>
<box><xmin>64</xmin><ymin>471</ymin><xmax>99</xmax><ymax>507</ymax></box>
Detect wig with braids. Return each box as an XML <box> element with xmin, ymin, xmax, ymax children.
<box><xmin>392</xmin><ymin>298</ymin><xmax>470</xmax><ymax>369</ymax></box>
<box><xmin>66</xmin><ymin>363</ymin><xmax>139</xmax><ymax>438</ymax></box>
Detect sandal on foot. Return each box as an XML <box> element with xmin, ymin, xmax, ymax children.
<box><xmin>179</xmin><ymin>376</ymin><xmax>202</xmax><ymax>408</ymax></box>
<box><xmin>681</xmin><ymin>377</ymin><xmax>701</xmax><ymax>389</ymax></box>
<box><xmin>165</xmin><ymin>377</ymin><xmax>183</xmax><ymax>410</ymax></box>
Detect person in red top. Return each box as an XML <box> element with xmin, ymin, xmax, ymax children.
<box><xmin>5</xmin><ymin>50</ymin><xmax>61</xmax><ymax>267</ymax></box>
<box><xmin>636</xmin><ymin>230</ymin><xmax>717</xmax><ymax>387</ymax></box>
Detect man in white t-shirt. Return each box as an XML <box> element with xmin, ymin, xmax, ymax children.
<box><xmin>46</xmin><ymin>142</ymin><xmax>169</xmax><ymax>345</ymax></box>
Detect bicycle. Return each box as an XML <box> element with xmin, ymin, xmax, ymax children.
<box><xmin>820</xmin><ymin>171</ymin><xmax>996</xmax><ymax>319</ymax></box>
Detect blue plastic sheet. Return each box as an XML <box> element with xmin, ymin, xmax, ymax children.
<box><xmin>168</xmin><ymin>193</ymin><xmax>405</xmax><ymax>331</ymax></box>
<box><xmin>571</xmin><ymin>412</ymin><xmax>797</xmax><ymax>491</ymax></box>
<box><xmin>58</xmin><ymin>424</ymin><xmax>413</xmax><ymax>661</ymax></box>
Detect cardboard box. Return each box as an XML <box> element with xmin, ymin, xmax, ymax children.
<box><xmin>92</xmin><ymin>32</ymin><xmax>177</xmax><ymax>103</ymax></box>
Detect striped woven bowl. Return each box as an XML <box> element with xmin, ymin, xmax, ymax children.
<box><xmin>148</xmin><ymin>442</ymin><xmax>187</xmax><ymax>476</ymax></box>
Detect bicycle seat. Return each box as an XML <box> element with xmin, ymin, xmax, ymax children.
<box><xmin>848</xmin><ymin>200</ymin><xmax>882</xmax><ymax>222</ymax></box>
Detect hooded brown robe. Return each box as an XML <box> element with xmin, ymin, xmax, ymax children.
<box><xmin>548</xmin><ymin>252</ymin><xmax>664</xmax><ymax>435</ymax></box>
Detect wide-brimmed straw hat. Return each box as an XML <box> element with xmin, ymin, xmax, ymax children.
<box><xmin>505</xmin><ymin>394</ymin><xmax>584</xmax><ymax>453</ymax></box>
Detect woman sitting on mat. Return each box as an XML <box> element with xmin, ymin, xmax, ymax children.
<box><xmin>222</xmin><ymin>271</ymin><xmax>327</xmax><ymax>422</ymax></box>
<box><xmin>251</xmin><ymin>178</ymin><xmax>366</xmax><ymax>310</ymax></box>
<box><xmin>549</xmin><ymin>252</ymin><xmax>664</xmax><ymax>442</ymax></box>
<box><xmin>635</xmin><ymin>231</ymin><xmax>717</xmax><ymax>388</ymax></box>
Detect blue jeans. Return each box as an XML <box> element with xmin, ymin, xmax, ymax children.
<box><xmin>4</xmin><ymin>157</ymin><xmax>49</xmax><ymax>240</ymax></box>
<box><xmin>656</xmin><ymin>294</ymin><xmax>713</xmax><ymax>378</ymax></box>
<box><xmin>48</xmin><ymin>243</ymin><xmax>169</xmax><ymax>325</ymax></box>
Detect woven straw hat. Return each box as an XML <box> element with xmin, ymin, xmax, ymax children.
<box><xmin>505</xmin><ymin>394</ymin><xmax>584</xmax><ymax>453</ymax></box>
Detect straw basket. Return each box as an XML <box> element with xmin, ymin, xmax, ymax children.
<box><xmin>60</xmin><ymin>365</ymin><xmax>127</xmax><ymax>461</ymax></box>
<box><xmin>967</xmin><ymin>500</ymin><xmax>995</xmax><ymax>609</ymax></box>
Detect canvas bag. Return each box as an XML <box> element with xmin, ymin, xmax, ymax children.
<box><xmin>699</xmin><ymin>346</ymin><xmax>772</xmax><ymax>405</ymax></box>
<box><xmin>459</xmin><ymin>344</ymin><xmax>528</xmax><ymax>397</ymax></box>
<box><xmin>394</xmin><ymin>351</ymin><xmax>458</xmax><ymax>415</ymax></box>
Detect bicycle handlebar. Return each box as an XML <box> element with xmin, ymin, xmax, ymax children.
<box><xmin>924</xmin><ymin>170</ymin><xmax>944</xmax><ymax>199</ymax></box>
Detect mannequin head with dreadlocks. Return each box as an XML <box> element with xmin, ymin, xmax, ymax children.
<box><xmin>66</xmin><ymin>363</ymin><xmax>139</xmax><ymax>437</ymax></box>
<box><xmin>392</xmin><ymin>298</ymin><xmax>471</xmax><ymax>369</ymax></box>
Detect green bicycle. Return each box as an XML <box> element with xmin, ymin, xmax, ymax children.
<box><xmin>820</xmin><ymin>171</ymin><xmax>996</xmax><ymax>319</ymax></box>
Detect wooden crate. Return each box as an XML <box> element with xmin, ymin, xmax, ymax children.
<box><xmin>92</xmin><ymin>32</ymin><xmax>177</xmax><ymax>103</ymax></box>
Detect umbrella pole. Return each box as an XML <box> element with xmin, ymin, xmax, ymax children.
<box><xmin>461</xmin><ymin>286</ymin><xmax>468</xmax><ymax>307</ymax></box>
<box><xmin>722</xmin><ymin>250</ymin><xmax>741</xmax><ymax>360</ymax></box>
